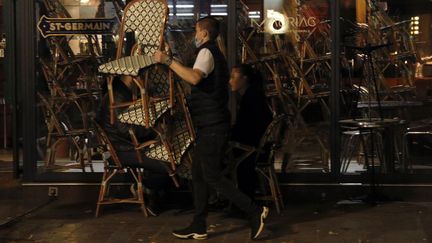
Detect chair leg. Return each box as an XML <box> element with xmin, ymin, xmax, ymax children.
<box><xmin>96</xmin><ymin>168</ymin><xmax>119</xmax><ymax>217</ymax></box>
<box><xmin>46</xmin><ymin>137</ymin><xmax>61</xmax><ymax>169</ymax></box>
<box><xmin>375</xmin><ymin>133</ymin><xmax>385</xmax><ymax>173</ymax></box>
<box><xmin>46</xmin><ymin>147</ymin><xmax>54</xmax><ymax>168</ymax></box>
<box><xmin>45</xmin><ymin>134</ymin><xmax>54</xmax><ymax>168</ymax></box>
<box><xmin>70</xmin><ymin>136</ymin><xmax>86</xmax><ymax>172</ymax></box>
<box><xmin>87</xmin><ymin>147</ymin><xmax>94</xmax><ymax>172</ymax></box>
<box><xmin>341</xmin><ymin>134</ymin><xmax>361</xmax><ymax>173</ymax></box>
<box><xmin>269</xmin><ymin>167</ymin><xmax>284</xmax><ymax>214</ymax></box>
<box><xmin>271</xmin><ymin>167</ymin><xmax>284</xmax><ymax>211</ymax></box>
<box><xmin>340</xmin><ymin>135</ymin><xmax>352</xmax><ymax>173</ymax></box>
<box><xmin>168</xmin><ymin>171</ymin><xmax>180</xmax><ymax>188</ymax></box>
<box><xmin>95</xmin><ymin>188</ymin><xmax>103</xmax><ymax>217</ymax></box>
<box><xmin>95</xmin><ymin>165</ymin><xmax>152</xmax><ymax>218</ymax></box>
<box><xmin>132</xmin><ymin>168</ymin><xmax>148</xmax><ymax>217</ymax></box>
<box><xmin>345</xmin><ymin>135</ymin><xmax>360</xmax><ymax>173</ymax></box>
<box><xmin>267</xmin><ymin>168</ymin><xmax>280</xmax><ymax>214</ymax></box>
<box><xmin>256</xmin><ymin>166</ymin><xmax>284</xmax><ymax>215</ymax></box>
<box><xmin>402</xmin><ymin>133</ymin><xmax>411</xmax><ymax>173</ymax></box>
<box><xmin>79</xmin><ymin>151</ymin><xmax>86</xmax><ymax>173</ymax></box>
<box><xmin>95</xmin><ymin>169</ymin><xmax>110</xmax><ymax>217</ymax></box>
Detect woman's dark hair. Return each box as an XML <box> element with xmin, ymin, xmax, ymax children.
<box><xmin>232</xmin><ymin>64</ymin><xmax>265</xmax><ymax>91</ymax></box>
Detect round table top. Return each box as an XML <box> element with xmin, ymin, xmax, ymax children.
<box><xmin>339</xmin><ymin>118</ymin><xmax>402</xmax><ymax>128</ymax></box>
<box><xmin>357</xmin><ymin>100</ymin><xmax>423</xmax><ymax>109</ymax></box>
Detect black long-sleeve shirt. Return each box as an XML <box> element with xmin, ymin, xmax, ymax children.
<box><xmin>231</xmin><ymin>86</ymin><xmax>272</xmax><ymax>147</ymax></box>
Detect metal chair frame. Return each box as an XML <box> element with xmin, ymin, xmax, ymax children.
<box><xmin>101</xmin><ymin>0</ymin><xmax>174</xmax><ymax>128</ymax></box>
<box><xmin>254</xmin><ymin>115</ymin><xmax>289</xmax><ymax>214</ymax></box>
<box><xmin>93</xmin><ymin>120</ymin><xmax>148</xmax><ymax>218</ymax></box>
<box><xmin>128</xmin><ymin>82</ymin><xmax>196</xmax><ymax>187</ymax></box>
<box><xmin>38</xmin><ymin>92</ymin><xmax>94</xmax><ymax>172</ymax></box>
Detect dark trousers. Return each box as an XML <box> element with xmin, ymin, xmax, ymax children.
<box><xmin>192</xmin><ymin>125</ymin><xmax>258</xmax><ymax>225</ymax></box>
<box><xmin>237</xmin><ymin>154</ymin><xmax>258</xmax><ymax>199</ymax></box>
<box><xmin>116</xmin><ymin>151</ymin><xmax>169</xmax><ymax>190</ymax></box>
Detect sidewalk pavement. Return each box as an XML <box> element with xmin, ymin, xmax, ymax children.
<box><xmin>1</xmin><ymin>174</ymin><xmax>432</xmax><ymax>242</ymax></box>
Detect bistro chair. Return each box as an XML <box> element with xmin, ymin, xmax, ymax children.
<box><xmin>223</xmin><ymin>142</ymin><xmax>256</xmax><ymax>188</ymax></box>
<box><xmin>402</xmin><ymin>121</ymin><xmax>432</xmax><ymax>172</ymax></box>
<box><xmin>37</xmin><ymin>92</ymin><xmax>94</xmax><ymax>172</ymax></box>
<box><xmin>93</xmin><ymin>120</ymin><xmax>148</xmax><ymax>217</ymax></box>
<box><xmin>37</xmin><ymin>0</ymin><xmax>103</xmax><ymax>172</ymax></box>
<box><xmin>98</xmin><ymin>0</ymin><xmax>175</xmax><ymax>128</ymax></box>
<box><xmin>254</xmin><ymin>114</ymin><xmax>289</xmax><ymax>214</ymax></box>
<box><xmin>129</xmin><ymin>99</ymin><xmax>195</xmax><ymax>187</ymax></box>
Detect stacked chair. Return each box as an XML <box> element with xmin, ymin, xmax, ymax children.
<box><xmin>37</xmin><ymin>0</ymin><xmax>103</xmax><ymax>172</ymax></box>
<box><xmin>93</xmin><ymin>120</ymin><xmax>148</xmax><ymax>217</ymax></box>
<box><xmin>97</xmin><ymin>0</ymin><xmax>196</xmax><ymax>210</ymax></box>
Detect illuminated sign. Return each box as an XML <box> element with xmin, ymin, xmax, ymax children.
<box><xmin>266</xmin><ymin>10</ymin><xmax>288</xmax><ymax>34</ymax></box>
<box><xmin>265</xmin><ymin>10</ymin><xmax>318</xmax><ymax>35</ymax></box>
<box><xmin>37</xmin><ymin>15</ymin><xmax>117</xmax><ymax>38</ymax></box>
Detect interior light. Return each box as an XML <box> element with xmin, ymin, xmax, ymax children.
<box><xmin>211</xmin><ymin>4</ymin><xmax>227</xmax><ymax>8</ymax></box>
<box><xmin>266</xmin><ymin>10</ymin><xmax>288</xmax><ymax>34</ymax></box>
<box><xmin>249</xmin><ymin>15</ymin><xmax>261</xmax><ymax>19</ymax></box>
<box><xmin>211</xmin><ymin>13</ymin><xmax>228</xmax><ymax>16</ymax></box>
<box><xmin>168</xmin><ymin>4</ymin><xmax>194</xmax><ymax>8</ymax></box>
<box><xmin>169</xmin><ymin>13</ymin><xmax>194</xmax><ymax>16</ymax></box>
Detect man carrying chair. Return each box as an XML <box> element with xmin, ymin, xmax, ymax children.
<box><xmin>154</xmin><ymin>16</ymin><xmax>269</xmax><ymax>240</ymax></box>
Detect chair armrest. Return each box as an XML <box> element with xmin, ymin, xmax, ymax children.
<box><xmin>228</xmin><ymin>141</ymin><xmax>256</xmax><ymax>153</ymax></box>
<box><xmin>136</xmin><ymin>140</ymin><xmax>159</xmax><ymax>150</ymax></box>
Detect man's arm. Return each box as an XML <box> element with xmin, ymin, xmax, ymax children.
<box><xmin>154</xmin><ymin>50</ymin><xmax>204</xmax><ymax>85</ymax></box>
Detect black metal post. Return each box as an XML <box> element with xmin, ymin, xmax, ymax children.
<box><xmin>4</xmin><ymin>0</ymin><xmax>19</xmax><ymax>178</ymax></box>
<box><xmin>194</xmin><ymin>0</ymin><xmax>200</xmax><ymax>20</ymax></box>
<box><xmin>16</xmin><ymin>0</ymin><xmax>37</xmax><ymax>181</ymax></box>
<box><xmin>331</xmin><ymin>0</ymin><xmax>341</xmax><ymax>175</ymax></box>
<box><xmin>227</xmin><ymin>0</ymin><xmax>237</xmax><ymax>69</ymax></box>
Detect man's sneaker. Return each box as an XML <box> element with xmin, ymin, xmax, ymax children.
<box><xmin>250</xmin><ymin>206</ymin><xmax>269</xmax><ymax>240</ymax></box>
<box><xmin>172</xmin><ymin>223</ymin><xmax>208</xmax><ymax>240</ymax></box>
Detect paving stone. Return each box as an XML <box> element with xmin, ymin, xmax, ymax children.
<box><xmin>2</xmin><ymin>176</ymin><xmax>432</xmax><ymax>242</ymax></box>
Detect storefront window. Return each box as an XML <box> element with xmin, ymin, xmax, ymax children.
<box><xmin>239</xmin><ymin>0</ymin><xmax>333</xmax><ymax>174</ymax></box>
<box><xmin>35</xmin><ymin>0</ymin><xmax>109</xmax><ymax>173</ymax></box>
<box><xmin>24</xmin><ymin>0</ymin><xmax>432</xmax><ymax>181</ymax></box>
<box><xmin>34</xmin><ymin>0</ymin><xmax>232</xmax><ymax>175</ymax></box>
<box><xmin>338</xmin><ymin>0</ymin><xmax>432</xmax><ymax>175</ymax></box>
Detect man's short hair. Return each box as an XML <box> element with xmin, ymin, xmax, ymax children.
<box><xmin>197</xmin><ymin>17</ymin><xmax>220</xmax><ymax>40</ymax></box>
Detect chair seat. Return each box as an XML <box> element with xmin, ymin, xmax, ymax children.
<box><xmin>142</xmin><ymin>133</ymin><xmax>192</xmax><ymax>180</ymax></box>
<box><xmin>45</xmin><ymin>162</ymin><xmax>93</xmax><ymax>170</ymax></box>
<box><xmin>143</xmin><ymin>129</ymin><xmax>192</xmax><ymax>165</ymax></box>
<box><xmin>98</xmin><ymin>55</ymin><xmax>155</xmax><ymax>76</ymax></box>
<box><xmin>139</xmin><ymin>117</ymin><xmax>193</xmax><ymax>165</ymax></box>
<box><xmin>50</xmin><ymin>127</ymin><xmax>91</xmax><ymax>138</ymax></box>
<box><xmin>118</xmin><ymin>99</ymin><xmax>170</xmax><ymax>127</ymax></box>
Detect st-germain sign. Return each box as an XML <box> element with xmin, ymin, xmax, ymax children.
<box><xmin>37</xmin><ymin>15</ymin><xmax>117</xmax><ymax>38</ymax></box>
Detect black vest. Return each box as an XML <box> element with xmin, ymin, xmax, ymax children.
<box><xmin>190</xmin><ymin>41</ymin><xmax>230</xmax><ymax>129</ymax></box>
